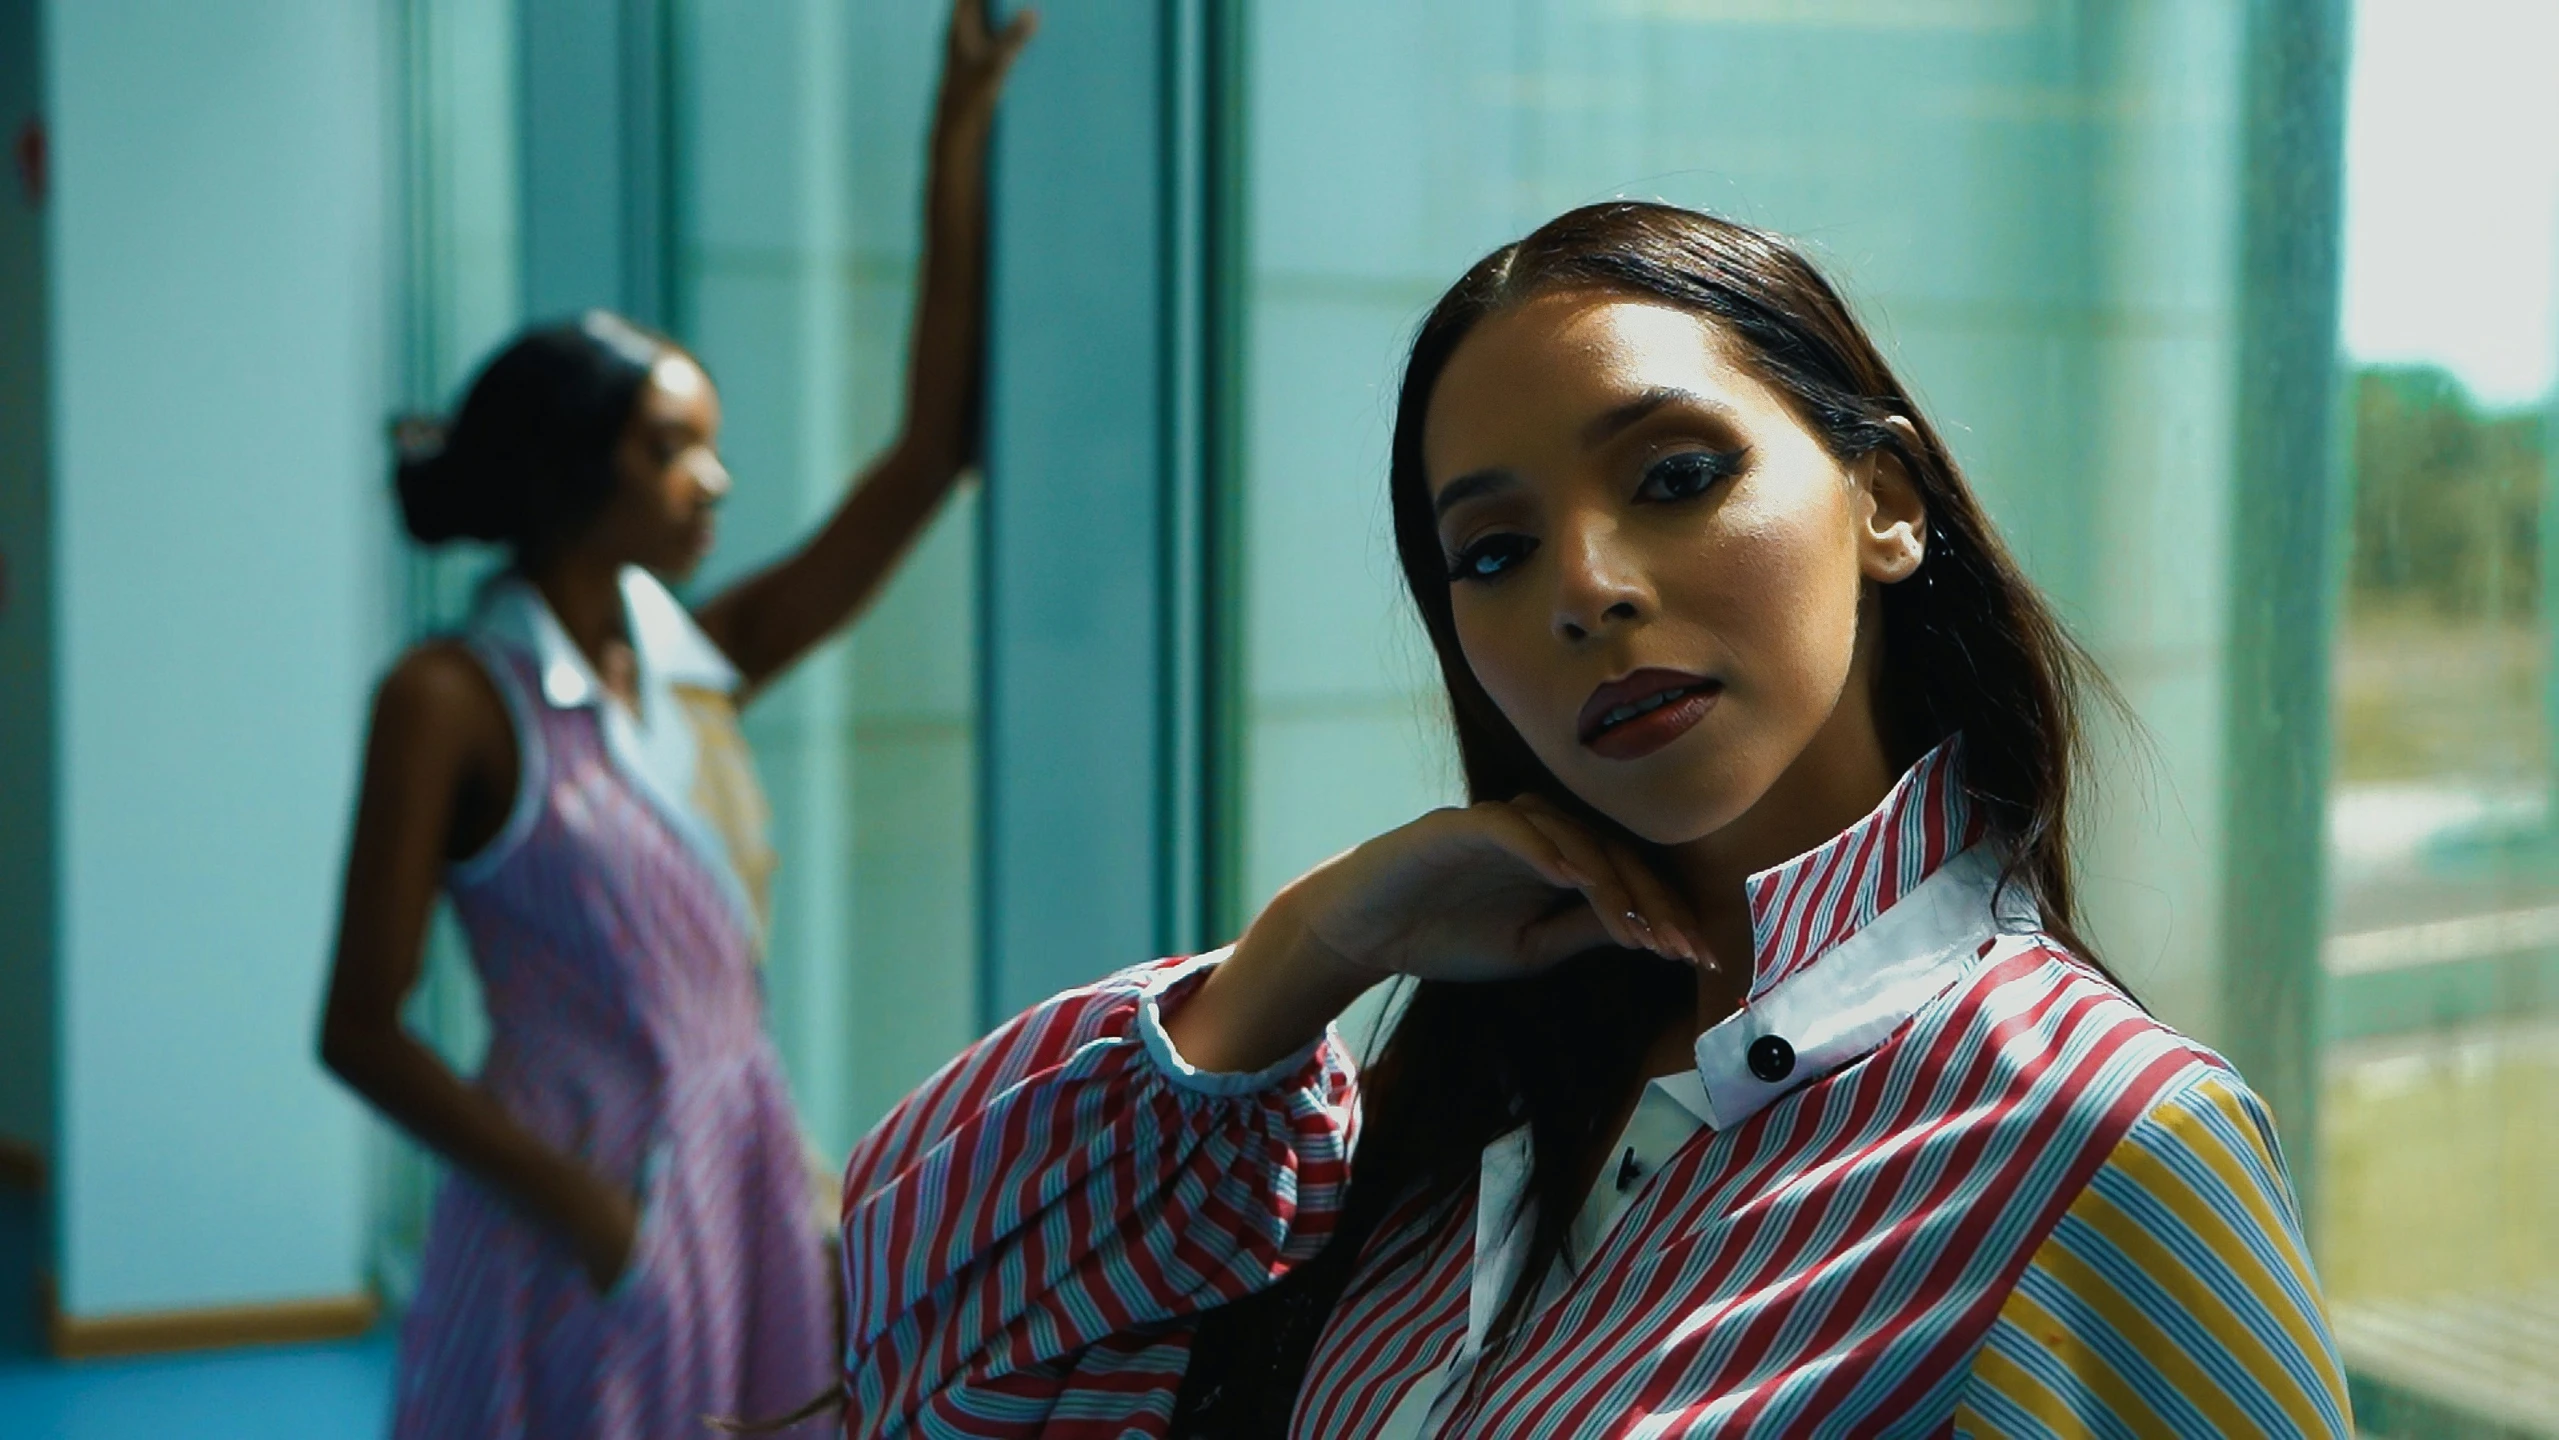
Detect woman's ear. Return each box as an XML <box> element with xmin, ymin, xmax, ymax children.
<box><xmin>1855</xmin><ymin>416</ymin><xmax>1928</xmax><ymax>585</ymax></box>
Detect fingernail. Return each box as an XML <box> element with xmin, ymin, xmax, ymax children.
<box><xmin>1624</xmin><ymin>910</ymin><xmax>1659</xmax><ymax>946</ymax></box>
<box><xmin>1663</xmin><ymin>925</ymin><xmax>1700</xmax><ymax>964</ymax></box>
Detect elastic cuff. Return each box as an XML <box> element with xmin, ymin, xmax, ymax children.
<box><xmin>1137</xmin><ymin>946</ymin><xmax>1327</xmax><ymax>1097</ymax></box>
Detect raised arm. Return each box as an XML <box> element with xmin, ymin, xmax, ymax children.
<box><xmin>317</xmin><ymin>644</ymin><xmax>641</xmax><ymax>1292</ymax></box>
<box><xmin>695</xmin><ymin>0</ymin><xmax>1034</xmax><ymax>694</ymax></box>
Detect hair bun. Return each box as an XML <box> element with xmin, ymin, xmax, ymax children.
<box><xmin>391</xmin><ymin>314</ymin><xmax>669</xmax><ymax>551</ymax></box>
<box><xmin>390</xmin><ymin>413</ymin><xmax>517</xmax><ymax>545</ymax></box>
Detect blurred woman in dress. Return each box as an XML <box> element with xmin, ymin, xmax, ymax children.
<box><xmin>318</xmin><ymin>5</ymin><xmax>1032</xmax><ymax>1434</ymax></box>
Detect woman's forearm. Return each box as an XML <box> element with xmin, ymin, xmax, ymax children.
<box><xmin>323</xmin><ymin>1023</ymin><xmax>624</xmax><ymax>1258</ymax></box>
<box><xmin>691</xmin><ymin>44</ymin><xmax>997</xmax><ymax>690</ymax></box>
<box><xmin>1163</xmin><ymin>882</ymin><xmax>1382</xmax><ymax>1076</ymax></box>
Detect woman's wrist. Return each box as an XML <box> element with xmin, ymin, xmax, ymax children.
<box><xmin>1166</xmin><ymin>880</ymin><xmax>1379</xmax><ymax>1076</ymax></box>
<box><xmin>556</xmin><ymin>1161</ymin><xmax>638</xmax><ymax>1290</ymax></box>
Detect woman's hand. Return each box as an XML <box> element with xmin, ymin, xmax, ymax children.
<box><xmin>569</xmin><ymin>1174</ymin><xmax>642</xmax><ymax>1295</ymax></box>
<box><xmin>1165</xmin><ymin>797</ymin><xmax>1702</xmax><ymax>1075</ymax></box>
<box><xmin>929</xmin><ymin>0</ymin><xmax>1037</xmax><ymax>172</ymax></box>
<box><xmin>1293</xmin><ymin>794</ymin><xmax>1701</xmax><ymax>984</ymax></box>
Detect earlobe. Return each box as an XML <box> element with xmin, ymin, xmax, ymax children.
<box><xmin>1860</xmin><ymin>418</ymin><xmax>1929</xmax><ymax>585</ymax></box>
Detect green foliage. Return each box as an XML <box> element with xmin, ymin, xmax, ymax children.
<box><xmin>2347</xmin><ymin>365</ymin><xmax>2549</xmax><ymax>620</ymax></box>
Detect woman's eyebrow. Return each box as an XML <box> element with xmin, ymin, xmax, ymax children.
<box><xmin>1581</xmin><ymin>386</ymin><xmax>1724</xmax><ymax>448</ymax></box>
<box><xmin>1432</xmin><ymin>468</ymin><xmax>1517</xmax><ymax>520</ymax></box>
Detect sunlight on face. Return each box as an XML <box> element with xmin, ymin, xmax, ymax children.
<box><xmin>595</xmin><ymin>354</ymin><xmax>728</xmax><ymax>580</ymax></box>
<box><xmin>1422</xmin><ymin>290</ymin><xmax>1918</xmax><ymax>847</ymax></box>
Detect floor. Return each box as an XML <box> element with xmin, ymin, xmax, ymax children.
<box><xmin>0</xmin><ymin>1184</ymin><xmax>396</xmax><ymax>1439</ymax></box>
<box><xmin>0</xmin><ymin>1336</ymin><xmax>396</xmax><ymax>1440</ymax></box>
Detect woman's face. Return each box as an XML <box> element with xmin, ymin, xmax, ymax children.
<box><xmin>591</xmin><ymin>353</ymin><xmax>730</xmax><ymax>580</ymax></box>
<box><xmin>1422</xmin><ymin>289</ymin><xmax>1925</xmax><ymax>848</ymax></box>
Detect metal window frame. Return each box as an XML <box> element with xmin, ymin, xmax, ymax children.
<box><xmin>976</xmin><ymin>0</ymin><xmax>1241</xmax><ymax>1024</ymax></box>
<box><xmin>517</xmin><ymin>0</ymin><xmax>674</xmax><ymax>327</ymax></box>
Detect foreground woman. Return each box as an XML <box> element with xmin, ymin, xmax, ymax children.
<box><xmin>837</xmin><ymin>204</ymin><xmax>2352</xmax><ymax>1437</ymax></box>
<box><xmin>317</xmin><ymin>5</ymin><xmax>1030</xmax><ymax>1435</ymax></box>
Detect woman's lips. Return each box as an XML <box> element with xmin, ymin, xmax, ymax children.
<box><xmin>1577</xmin><ymin>668</ymin><xmax>1721</xmax><ymax>761</ymax></box>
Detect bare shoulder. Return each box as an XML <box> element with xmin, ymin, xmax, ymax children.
<box><xmin>371</xmin><ymin>639</ymin><xmax>510</xmax><ymax>758</ymax></box>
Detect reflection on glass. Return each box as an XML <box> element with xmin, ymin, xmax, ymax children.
<box><xmin>2318</xmin><ymin>0</ymin><xmax>2559</xmax><ymax>1418</ymax></box>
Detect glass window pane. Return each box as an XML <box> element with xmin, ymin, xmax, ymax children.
<box><xmin>672</xmin><ymin>1</ymin><xmax>977</xmax><ymax>1160</ymax></box>
<box><xmin>2320</xmin><ymin>0</ymin><xmax>2559</xmax><ymax>1417</ymax></box>
<box><xmin>1238</xmin><ymin>1</ymin><xmax>2255</xmax><ymax>1044</ymax></box>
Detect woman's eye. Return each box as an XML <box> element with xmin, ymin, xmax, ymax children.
<box><xmin>1637</xmin><ymin>448</ymin><xmax>1743</xmax><ymax>503</ymax></box>
<box><xmin>1447</xmin><ymin>533</ymin><xmax>1537</xmax><ymax>582</ymax></box>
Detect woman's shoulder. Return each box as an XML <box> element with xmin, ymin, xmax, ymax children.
<box><xmin>374</xmin><ymin>639</ymin><xmax>511</xmax><ymax>737</ymax></box>
<box><xmin>1965</xmin><ymin>1016</ymin><xmax>2347</xmax><ymax>1434</ymax></box>
<box><xmin>1952</xmin><ymin>931</ymin><xmax>2246</xmax><ymax>1129</ymax></box>
<box><xmin>1936</xmin><ymin>930</ymin><xmax>2309</xmax><ymax>1208</ymax></box>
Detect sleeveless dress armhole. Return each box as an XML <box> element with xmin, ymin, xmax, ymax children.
<box><xmin>447</xmin><ymin>639</ymin><xmax>549</xmax><ymax>887</ymax></box>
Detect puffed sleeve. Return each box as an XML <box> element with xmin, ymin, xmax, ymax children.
<box><xmin>838</xmin><ymin>951</ymin><xmax>1360</xmax><ymax>1437</ymax></box>
<box><xmin>1954</xmin><ymin>1068</ymin><xmax>2353</xmax><ymax>1438</ymax></box>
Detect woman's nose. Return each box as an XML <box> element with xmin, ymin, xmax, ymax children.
<box><xmin>690</xmin><ymin>449</ymin><xmax>732</xmax><ymax>502</ymax></box>
<box><xmin>1552</xmin><ymin>523</ymin><xmax>1650</xmax><ymax>642</ymax></box>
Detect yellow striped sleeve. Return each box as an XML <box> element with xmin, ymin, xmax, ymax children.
<box><xmin>1954</xmin><ymin>1069</ymin><xmax>2354</xmax><ymax>1439</ymax></box>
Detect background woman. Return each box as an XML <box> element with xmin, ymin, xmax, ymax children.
<box><xmin>317</xmin><ymin>5</ymin><xmax>1031</xmax><ymax>1434</ymax></box>
<box><xmin>834</xmin><ymin>204</ymin><xmax>2353</xmax><ymax>1436</ymax></box>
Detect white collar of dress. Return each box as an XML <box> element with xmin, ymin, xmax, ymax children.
<box><xmin>473</xmin><ymin>566</ymin><xmax>739</xmax><ymax>709</ymax></box>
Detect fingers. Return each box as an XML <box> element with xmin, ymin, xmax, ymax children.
<box><xmin>991</xmin><ymin>10</ymin><xmax>1038</xmax><ymax>77</ymax></box>
<box><xmin>952</xmin><ymin>0</ymin><xmax>1034</xmax><ymax>68</ymax></box>
<box><xmin>1507</xmin><ymin>797</ymin><xmax>1700</xmax><ymax>965</ymax></box>
<box><xmin>1502</xmin><ymin>807</ymin><xmax>1650</xmax><ymax>954</ymax></box>
<box><xmin>1604</xmin><ymin>838</ymin><xmax>1703</xmax><ymax>965</ymax></box>
<box><xmin>1519</xmin><ymin>898</ymin><xmax>1614</xmax><ymax>971</ymax></box>
<box><xmin>1464</xmin><ymin>803</ymin><xmax>1596</xmax><ymax>894</ymax></box>
<box><xmin>938</xmin><ymin>2</ymin><xmax>1035</xmax><ymax>130</ymax></box>
<box><xmin>1457</xmin><ymin>812</ymin><xmax>1640</xmax><ymax>951</ymax></box>
<box><xmin>1470</xmin><ymin>801</ymin><xmax>1671</xmax><ymax>961</ymax></box>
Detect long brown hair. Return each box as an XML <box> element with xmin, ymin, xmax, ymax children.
<box><xmin>1171</xmin><ymin>203</ymin><xmax>2122</xmax><ymax>1435</ymax></box>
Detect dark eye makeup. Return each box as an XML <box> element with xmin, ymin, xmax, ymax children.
<box><xmin>1442</xmin><ymin>445</ymin><xmax>1748</xmax><ymax>585</ymax></box>
<box><xmin>1635</xmin><ymin>446</ymin><xmax>1748</xmax><ymax>503</ymax></box>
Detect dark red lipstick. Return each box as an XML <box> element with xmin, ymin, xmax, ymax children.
<box><xmin>1577</xmin><ymin>667</ymin><xmax>1721</xmax><ymax>761</ymax></box>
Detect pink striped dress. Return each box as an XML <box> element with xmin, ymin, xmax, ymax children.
<box><xmin>392</xmin><ymin>570</ymin><xmax>834</xmax><ymax>1439</ymax></box>
<box><xmin>837</xmin><ymin>743</ymin><xmax>2349</xmax><ymax>1436</ymax></box>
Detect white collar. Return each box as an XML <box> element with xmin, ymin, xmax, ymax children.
<box><xmin>474</xmin><ymin>567</ymin><xmax>738</xmax><ymax>711</ymax></box>
<box><xmin>1693</xmin><ymin>844</ymin><xmax>2034</xmax><ymax>1129</ymax></box>
<box><xmin>466</xmin><ymin>567</ymin><xmax>761</xmax><ymax>946</ymax></box>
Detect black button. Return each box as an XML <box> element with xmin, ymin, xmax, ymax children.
<box><xmin>1615</xmin><ymin>1146</ymin><xmax>1640</xmax><ymax>1192</ymax></box>
<box><xmin>1747</xmin><ymin>1034</ymin><xmax>1796</xmax><ymax>1083</ymax></box>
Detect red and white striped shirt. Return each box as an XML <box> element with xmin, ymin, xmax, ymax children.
<box><xmin>838</xmin><ymin>745</ymin><xmax>2346</xmax><ymax>1436</ymax></box>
